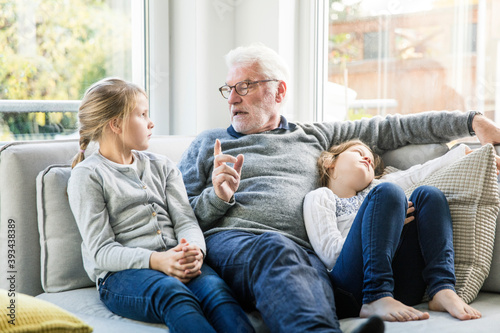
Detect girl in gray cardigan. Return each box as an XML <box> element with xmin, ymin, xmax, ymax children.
<box><xmin>67</xmin><ymin>78</ymin><xmax>253</xmax><ymax>333</ymax></box>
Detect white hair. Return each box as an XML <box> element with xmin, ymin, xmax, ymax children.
<box><xmin>225</xmin><ymin>43</ymin><xmax>290</xmax><ymax>82</ymax></box>
<box><xmin>225</xmin><ymin>43</ymin><xmax>290</xmax><ymax>105</ymax></box>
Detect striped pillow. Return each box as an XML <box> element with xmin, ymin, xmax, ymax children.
<box><xmin>400</xmin><ymin>144</ymin><xmax>499</xmax><ymax>303</ymax></box>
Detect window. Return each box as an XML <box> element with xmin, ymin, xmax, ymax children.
<box><xmin>324</xmin><ymin>0</ymin><xmax>497</xmax><ymax>131</ymax></box>
<box><xmin>363</xmin><ymin>31</ymin><xmax>387</xmax><ymax>60</ymax></box>
<box><xmin>0</xmin><ymin>0</ymin><xmax>145</xmax><ymax>141</ymax></box>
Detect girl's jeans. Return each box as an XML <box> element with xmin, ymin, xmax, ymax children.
<box><xmin>98</xmin><ymin>263</ymin><xmax>255</xmax><ymax>333</ymax></box>
<box><xmin>331</xmin><ymin>183</ymin><xmax>456</xmax><ymax>315</ymax></box>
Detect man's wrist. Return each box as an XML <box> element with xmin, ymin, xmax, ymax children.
<box><xmin>468</xmin><ymin>111</ymin><xmax>483</xmax><ymax>136</ymax></box>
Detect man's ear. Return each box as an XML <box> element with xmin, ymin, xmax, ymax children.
<box><xmin>108</xmin><ymin>118</ymin><xmax>122</xmax><ymax>134</ymax></box>
<box><xmin>275</xmin><ymin>80</ymin><xmax>287</xmax><ymax>103</ymax></box>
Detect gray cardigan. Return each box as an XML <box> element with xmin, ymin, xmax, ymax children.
<box><xmin>68</xmin><ymin>150</ymin><xmax>206</xmax><ymax>283</ymax></box>
<box><xmin>177</xmin><ymin>111</ymin><xmax>472</xmax><ymax>248</ymax></box>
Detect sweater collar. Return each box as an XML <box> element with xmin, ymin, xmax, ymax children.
<box><xmin>227</xmin><ymin>115</ymin><xmax>296</xmax><ymax>138</ymax></box>
<box><xmin>96</xmin><ymin>150</ymin><xmax>143</xmax><ymax>172</ymax></box>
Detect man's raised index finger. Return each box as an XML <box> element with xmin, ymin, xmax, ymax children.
<box><xmin>214</xmin><ymin>139</ymin><xmax>222</xmax><ymax>156</ymax></box>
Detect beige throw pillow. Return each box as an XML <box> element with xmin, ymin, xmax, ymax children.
<box><xmin>386</xmin><ymin>144</ymin><xmax>499</xmax><ymax>303</ymax></box>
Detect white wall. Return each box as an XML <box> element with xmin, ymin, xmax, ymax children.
<box><xmin>195</xmin><ymin>0</ymin><xmax>235</xmax><ymax>132</ymax></box>
<box><xmin>148</xmin><ymin>0</ymin><xmax>170</xmax><ymax>135</ymax></box>
<box><xmin>160</xmin><ymin>0</ymin><xmax>317</xmax><ymax>135</ymax></box>
<box><xmin>233</xmin><ymin>0</ymin><xmax>300</xmax><ymax>121</ymax></box>
<box><xmin>165</xmin><ymin>0</ymin><xmax>233</xmax><ymax>135</ymax></box>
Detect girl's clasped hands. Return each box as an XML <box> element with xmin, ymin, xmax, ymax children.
<box><xmin>149</xmin><ymin>238</ymin><xmax>204</xmax><ymax>283</ymax></box>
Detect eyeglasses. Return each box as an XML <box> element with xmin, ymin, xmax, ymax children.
<box><xmin>219</xmin><ymin>79</ymin><xmax>279</xmax><ymax>99</ymax></box>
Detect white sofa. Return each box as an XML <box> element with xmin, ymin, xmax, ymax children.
<box><xmin>1</xmin><ymin>136</ymin><xmax>500</xmax><ymax>332</ymax></box>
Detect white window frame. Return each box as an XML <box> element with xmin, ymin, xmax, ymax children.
<box><xmin>147</xmin><ymin>0</ymin><xmax>170</xmax><ymax>135</ymax></box>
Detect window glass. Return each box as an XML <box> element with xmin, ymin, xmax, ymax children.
<box><xmin>0</xmin><ymin>0</ymin><xmax>142</xmax><ymax>141</ymax></box>
<box><xmin>326</xmin><ymin>0</ymin><xmax>496</xmax><ymax>131</ymax></box>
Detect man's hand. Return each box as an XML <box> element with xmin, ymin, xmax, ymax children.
<box><xmin>212</xmin><ymin>139</ymin><xmax>244</xmax><ymax>202</ymax></box>
<box><xmin>465</xmin><ymin>132</ymin><xmax>500</xmax><ymax>173</ymax></box>
<box><xmin>472</xmin><ymin>114</ymin><xmax>500</xmax><ymax>146</ymax></box>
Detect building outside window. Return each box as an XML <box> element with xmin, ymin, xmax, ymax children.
<box><xmin>325</xmin><ymin>0</ymin><xmax>497</xmax><ymax>128</ymax></box>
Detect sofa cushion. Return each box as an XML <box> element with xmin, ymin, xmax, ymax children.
<box><xmin>0</xmin><ymin>289</ymin><xmax>93</xmax><ymax>332</ymax></box>
<box><xmin>381</xmin><ymin>143</ymin><xmax>450</xmax><ymax>170</ymax></box>
<box><xmin>36</xmin><ymin>165</ymin><xmax>94</xmax><ymax>292</ymax></box>
<box><xmin>391</xmin><ymin>144</ymin><xmax>499</xmax><ymax>303</ymax></box>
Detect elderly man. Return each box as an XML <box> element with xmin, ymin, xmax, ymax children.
<box><xmin>177</xmin><ymin>43</ymin><xmax>500</xmax><ymax>333</ymax></box>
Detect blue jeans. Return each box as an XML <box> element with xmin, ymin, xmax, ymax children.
<box><xmin>98</xmin><ymin>264</ymin><xmax>254</xmax><ymax>333</ymax></box>
<box><xmin>205</xmin><ymin>231</ymin><xmax>340</xmax><ymax>333</ymax></box>
<box><xmin>330</xmin><ymin>183</ymin><xmax>456</xmax><ymax>315</ymax></box>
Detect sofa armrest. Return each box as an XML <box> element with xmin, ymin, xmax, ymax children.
<box><xmin>0</xmin><ymin>140</ymin><xmax>79</xmax><ymax>296</ymax></box>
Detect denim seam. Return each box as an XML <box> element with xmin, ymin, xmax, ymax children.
<box><xmin>365</xmin><ymin>188</ymin><xmax>375</xmax><ymax>299</ymax></box>
<box><xmin>363</xmin><ymin>291</ymin><xmax>393</xmax><ymax>304</ymax></box>
<box><xmin>100</xmin><ymin>287</ymin><xmax>151</xmax><ymax>304</ymax></box>
<box><xmin>427</xmin><ymin>283</ymin><xmax>455</xmax><ymax>299</ymax></box>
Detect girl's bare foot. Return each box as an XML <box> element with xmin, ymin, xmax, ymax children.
<box><xmin>360</xmin><ymin>296</ymin><xmax>430</xmax><ymax>322</ymax></box>
<box><xmin>428</xmin><ymin>289</ymin><xmax>481</xmax><ymax>320</ymax></box>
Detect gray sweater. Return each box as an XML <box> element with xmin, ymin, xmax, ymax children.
<box><xmin>177</xmin><ymin>111</ymin><xmax>471</xmax><ymax>248</ymax></box>
<box><xmin>68</xmin><ymin>150</ymin><xmax>206</xmax><ymax>283</ymax></box>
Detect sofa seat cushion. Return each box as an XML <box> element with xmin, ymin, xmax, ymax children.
<box><xmin>37</xmin><ymin>287</ymin><xmax>270</xmax><ymax>333</ymax></box>
<box><xmin>36</xmin><ymin>288</ymin><xmax>166</xmax><ymax>331</ymax></box>
<box><xmin>37</xmin><ymin>289</ymin><xmax>500</xmax><ymax>333</ymax></box>
<box><xmin>340</xmin><ymin>292</ymin><xmax>500</xmax><ymax>332</ymax></box>
<box><xmin>0</xmin><ymin>289</ymin><xmax>92</xmax><ymax>333</ymax></box>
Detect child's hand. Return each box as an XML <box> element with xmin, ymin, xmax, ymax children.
<box><xmin>149</xmin><ymin>239</ymin><xmax>202</xmax><ymax>283</ymax></box>
<box><xmin>405</xmin><ymin>201</ymin><xmax>415</xmax><ymax>225</ymax></box>
<box><xmin>175</xmin><ymin>238</ymin><xmax>204</xmax><ymax>280</ymax></box>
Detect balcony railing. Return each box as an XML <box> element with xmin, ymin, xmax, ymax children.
<box><xmin>0</xmin><ymin>100</ymin><xmax>80</xmax><ymax>142</ymax></box>
<box><xmin>0</xmin><ymin>100</ymin><xmax>80</xmax><ymax>113</ymax></box>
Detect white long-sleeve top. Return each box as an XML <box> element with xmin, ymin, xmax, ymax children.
<box><xmin>303</xmin><ymin>144</ymin><xmax>467</xmax><ymax>270</ymax></box>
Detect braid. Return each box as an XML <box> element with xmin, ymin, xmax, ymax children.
<box><xmin>71</xmin><ymin>137</ymin><xmax>90</xmax><ymax>168</ymax></box>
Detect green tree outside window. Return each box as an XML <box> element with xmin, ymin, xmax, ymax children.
<box><xmin>0</xmin><ymin>0</ymin><xmax>133</xmax><ymax>141</ymax></box>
